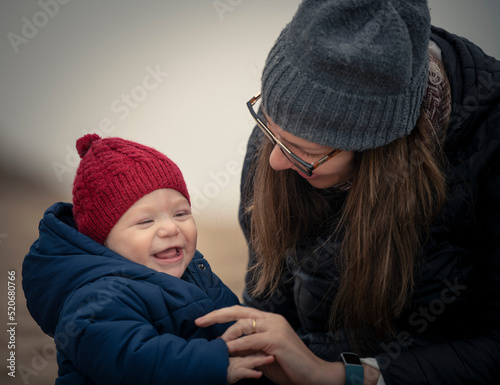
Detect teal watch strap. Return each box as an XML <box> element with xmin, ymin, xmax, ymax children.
<box><xmin>338</xmin><ymin>352</ymin><xmax>364</xmax><ymax>385</ymax></box>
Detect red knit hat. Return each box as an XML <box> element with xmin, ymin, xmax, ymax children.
<box><xmin>72</xmin><ymin>134</ymin><xmax>190</xmax><ymax>244</ymax></box>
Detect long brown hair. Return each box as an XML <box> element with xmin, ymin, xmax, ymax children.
<box><xmin>246</xmin><ymin>88</ymin><xmax>449</xmax><ymax>349</ymax></box>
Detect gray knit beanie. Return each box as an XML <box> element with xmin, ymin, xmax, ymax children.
<box><xmin>262</xmin><ymin>0</ymin><xmax>431</xmax><ymax>151</ymax></box>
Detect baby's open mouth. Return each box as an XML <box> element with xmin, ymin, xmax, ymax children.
<box><xmin>153</xmin><ymin>248</ymin><xmax>180</xmax><ymax>259</ymax></box>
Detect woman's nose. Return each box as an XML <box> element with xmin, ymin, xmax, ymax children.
<box><xmin>268</xmin><ymin>145</ymin><xmax>294</xmax><ymax>172</ymax></box>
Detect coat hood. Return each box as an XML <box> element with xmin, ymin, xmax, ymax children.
<box><xmin>23</xmin><ymin>202</ymin><xmax>166</xmax><ymax>336</ymax></box>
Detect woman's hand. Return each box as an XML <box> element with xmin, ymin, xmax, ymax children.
<box><xmin>196</xmin><ymin>305</ymin><xmax>345</xmax><ymax>385</ymax></box>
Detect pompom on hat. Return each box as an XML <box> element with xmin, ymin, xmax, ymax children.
<box><xmin>261</xmin><ymin>0</ymin><xmax>431</xmax><ymax>151</ymax></box>
<box><xmin>72</xmin><ymin>134</ymin><xmax>190</xmax><ymax>244</ymax></box>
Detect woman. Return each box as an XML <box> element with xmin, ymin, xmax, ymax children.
<box><xmin>197</xmin><ymin>0</ymin><xmax>500</xmax><ymax>384</ymax></box>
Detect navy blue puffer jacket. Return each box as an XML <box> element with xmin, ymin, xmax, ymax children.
<box><xmin>23</xmin><ymin>202</ymin><xmax>240</xmax><ymax>385</ymax></box>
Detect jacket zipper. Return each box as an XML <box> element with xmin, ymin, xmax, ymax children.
<box><xmin>186</xmin><ymin>266</ymin><xmax>208</xmax><ymax>295</ymax></box>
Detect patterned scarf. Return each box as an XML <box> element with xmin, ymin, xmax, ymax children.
<box><xmin>421</xmin><ymin>52</ymin><xmax>452</xmax><ymax>138</ymax></box>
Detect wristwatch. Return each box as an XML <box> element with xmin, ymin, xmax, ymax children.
<box><xmin>338</xmin><ymin>352</ymin><xmax>364</xmax><ymax>385</ymax></box>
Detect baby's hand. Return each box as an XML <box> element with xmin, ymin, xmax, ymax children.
<box><xmin>227</xmin><ymin>353</ymin><xmax>274</xmax><ymax>384</ymax></box>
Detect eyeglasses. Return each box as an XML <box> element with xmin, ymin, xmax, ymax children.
<box><xmin>246</xmin><ymin>92</ymin><xmax>341</xmax><ymax>177</ymax></box>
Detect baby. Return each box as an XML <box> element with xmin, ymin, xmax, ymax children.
<box><xmin>23</xmin><ymin>134</ymin><xmax>272</xmax><ymax>384</ymax></box>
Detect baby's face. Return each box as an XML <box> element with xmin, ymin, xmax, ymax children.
<box><xmin>105</xmin><ymin>188</ymin><xmax>197</xmax><ymax>278</ymax></box>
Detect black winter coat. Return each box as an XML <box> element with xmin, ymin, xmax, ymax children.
<box><xmin>239</xmin><ymin>27</ymin><xmax>500</xmax><ymax>385</ymax></box>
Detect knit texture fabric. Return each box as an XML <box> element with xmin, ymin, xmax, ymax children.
<box><xmin>262</xmin><ymin>0</ymin><xmax>431</xmax><ymax>151</ymax></box>
<box><xmin>72</xmin><ymin>134</ymin><xmax>189</xmax><ymax>244</ymax></box>
<box><xmin>421</xmin><ymin>52</ymin><xmax>451</xmax><ymax>138</ymax></box>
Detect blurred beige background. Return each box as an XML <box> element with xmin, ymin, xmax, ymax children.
<box><xmin>1</xmin><ymin>1</ymin><xmax>499</xmax><ymax>384</ymax></box>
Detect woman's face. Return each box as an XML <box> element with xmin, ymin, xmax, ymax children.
<box><xmin>265</xmin><ymin>114</ymin><xmax>355</xmax><ymax>189</ymax></box>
